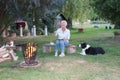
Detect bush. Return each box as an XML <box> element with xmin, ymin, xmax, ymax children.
<box><xmin>8</xmin><ymin>30</ymin><xmax>17</xmax><ymax>33</ymax></box>
<box><xmin>36</xmin><ymin>28</ymin><xmax>44</xmax><ymax>35</ymax></box>
<box><xmin>113</xmin><ymin>30</ymin><xmax>120</xmax><ymax>35</ymax></box>
<box><xmin>23</xmin><ymin>29</ymin><xmax>29</xmax><ymax>34</ymax></box>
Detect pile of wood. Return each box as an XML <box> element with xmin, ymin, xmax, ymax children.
<box><xmin>0</xmin><ymin>46</ymin><xmax>18</xmax><ymax>63</ymax></box>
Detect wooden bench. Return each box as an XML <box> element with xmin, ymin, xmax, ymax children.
<box><xmin>43</xmin><ymin>43</ymin><xmax>76</xmax><ymax>54</ymax></box>
<box><xmin>0</xmin><ymin>46</ymin><xmax>18</xmax><ymax>63</ymax></box>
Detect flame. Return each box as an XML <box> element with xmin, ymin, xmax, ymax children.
<box><xmin>24</xmin><ymin>43</ymin><xmax>37</xmax><ymax>61</ymax></box>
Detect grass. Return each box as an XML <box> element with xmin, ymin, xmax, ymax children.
<box><xmin>0</xmin><ymin>24</ymin><xmax>120</xmax><ymax>80</ymax></box>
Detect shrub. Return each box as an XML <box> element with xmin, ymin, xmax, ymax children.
<box><xmin>113</xmin><ymin>30</ymin><xmax>120</xmax><ymax>35</ymax></box>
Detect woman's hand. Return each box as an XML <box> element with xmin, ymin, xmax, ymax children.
<box><xmin>63</xmin><ymin>37</ymin><xmax>68</xmax><ymax>40</ymax></box>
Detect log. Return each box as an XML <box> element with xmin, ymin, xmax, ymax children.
<box><xmin>0</xmin><ymin>57</ymin><xmax>11</xmax><ymax>63</ymax></box>
<box><xmin>67</xmin><ymin>45</ymin><xmax>76</xmax><ymax>54</ymax></box>
<box><xmin>0</xmin><ymin>47</ymin><xmax>18</xmax><ymax>63</ymax></box>
<box><xmin>43</xmin><ymin>45</ymin><xmax>51</xmax><ymax>53</ymax></box>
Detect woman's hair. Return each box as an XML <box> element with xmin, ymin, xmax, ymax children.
<box><xmin>61</xmin><ymin>20</ymin><xmax>67</xmax><ymax>26</ymax></box>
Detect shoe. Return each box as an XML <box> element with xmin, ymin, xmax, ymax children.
<box><xmin>55</xmin><ymin>52</ymin><xmax>58</xmax><ymax>56</ymax></box>
<box><xmin>59</xmin><ymin>53</ymin><xmax>65</xmax><ymax>57</ymax></box>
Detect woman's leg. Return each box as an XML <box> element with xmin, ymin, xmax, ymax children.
<box><xmin>59</xmin><ymin>40</ymin><xmax>69</xmax><ymax>57</ymax></box>
<box><xmin>60</xmin><ymin>40</ymin><xmax>65</xmax><ymax>53</ymax></box>
<box><xmin>64</xmin><ymin>40</ymin><xmax>69</xmax><ymax>46</ymax></box>
<box><xmin>55</xmin><ymin>40</ymin><xmax>60</xmax><ymax>56</ymax></box>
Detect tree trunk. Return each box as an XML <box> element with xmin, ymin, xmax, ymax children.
<box><xmin>67</xmin><ymin>17</ymin><xmax>72</xmax><ymax>28</ymax></box>
<box><xmin>0</xmin><ymin>25</ymin><xmax>6</xmax><ymax>36</ymax></box>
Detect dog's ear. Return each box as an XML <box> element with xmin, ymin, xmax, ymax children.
<box><xmin>81</xmin><ymin>42</ymin><xmax>87</xmax><ymax>48</ymax></box>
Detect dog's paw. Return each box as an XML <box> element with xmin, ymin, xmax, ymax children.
<box><xmin>78</xmin><ymin>44</ymin><xmax>81</xmax><ymax>47</ymax></box>
<box><xmin>80</xmin><ymin>52</ymin><xmax>86</xmax><ymax>55</ymax></box>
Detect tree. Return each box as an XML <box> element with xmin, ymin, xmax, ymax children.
<box><xmin>62</xmin><ymin>0</ymin><xmax>97</xmax><ymax>23</ymax></box>
<box><xmin>0</xmin><ymin>0</ymin><xmax>14</xmax><ymax>35</ymax></box>
<box><xmin>39</xmin><ymin>0</ymin><xmax>66</xmax><ymax>32</ymax></box>
<box><xmin>92</xmin><ymin>0</ymin><xmax>120</xmax><ymax>29</ymax></box>
<box><xmin>11</xmin><ymin>0</ymin><xmax>66</xmax><ymax>32</ymax></box>
<box><xmin>0</xmin><ymin>0</ymin><xmax>66</xmax><ymax>35</ymax></box>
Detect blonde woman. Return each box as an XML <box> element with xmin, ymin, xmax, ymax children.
<box><xmin>54</xmin><ymin>20</ymin><xmax>70</xmax><ymax>57</ymax></box>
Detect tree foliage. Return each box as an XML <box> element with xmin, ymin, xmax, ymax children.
<box><xmin>62</xmin><ymin>0</ymin><xmax>97</xmax><ymax>23</ymax></box>
<box><xmin>92</xmin><ymin>0</ymin><xmax>120</xmax><ymax>29</ymax></box>
<box><xmin>0</xmin><ymin>0</ymin><xmax>66</xmax><ymax>35</ymax></box>
<box><xmin>0</xmin><ymin>0</ymin><xmax>14</xmax><ymax>35</ymax></box>
<box><xmin>0</xmin><ymin>0</ymin><xmax>99</xmax><ymax>35</ymax></box>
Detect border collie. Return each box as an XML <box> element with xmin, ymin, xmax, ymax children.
<box><xmin>79</xmin><ymin>42</ymin><xmax>105</xmax><ymax>55</ymax></box>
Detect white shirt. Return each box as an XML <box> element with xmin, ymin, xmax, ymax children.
<box><xmin>55</xmin><ymin>28</ymin><xmax>70</xmax><ymax>40</ymax></box>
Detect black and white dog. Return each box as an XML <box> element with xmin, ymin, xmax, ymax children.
<box><xmin>79</xmin><ymin>42</ymin><xmax>105</xmax><ymax>55</ymax></box>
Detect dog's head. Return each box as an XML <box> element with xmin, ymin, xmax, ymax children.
<box><xmin>79</xmin><ymin>42</ymin><xmax>91</xmax><ymax>49</ymax></box>
<box><xmin>79</xmin><ymin>42</ymin><xmax>87</xmax><ymax>49</ymax></box>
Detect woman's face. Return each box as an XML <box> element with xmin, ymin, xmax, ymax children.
<box><xmin>61</xmin><ymin>21</ymin><xmax>67</xmax><ymax>29</ymax></box>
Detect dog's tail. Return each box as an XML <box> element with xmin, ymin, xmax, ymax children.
<box><xmin>99</xmin><ymin>47</ymin><xmax>105</xmax><ymax>54</ymax></box>
<box><xmin>101</xmin><ymin>49</ymin><xmax>105</xmax><ymax>54</ymax></box>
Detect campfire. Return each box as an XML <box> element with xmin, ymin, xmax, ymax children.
<box><xmin>23</xmin><ymin>43</ymin><xmax>38</xmax><ymax>65</ymax></box>
<box><xmin>20</xmin><ymin>43</ymin><xmax>41</xmax><ymax>67</ymax></box>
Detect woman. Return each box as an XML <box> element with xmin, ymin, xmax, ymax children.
<box><xmin>54</xmin><ymin>20</ymin><xmax>70</xmax><ymax>57</ymax></box>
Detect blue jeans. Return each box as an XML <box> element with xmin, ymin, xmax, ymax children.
<box><xmin>55</xmin><ymin>40</ymin><xmax>69</xmax><ymax>53</ymax></box>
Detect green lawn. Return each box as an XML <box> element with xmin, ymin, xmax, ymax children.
<box><xmin>0</xmin><ymin>25</ymin><xmax>120</xmax><ymax>80</ymax></box>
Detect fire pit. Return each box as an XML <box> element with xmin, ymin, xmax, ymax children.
<box><xmin>19</xmin><ymin>43</ymin><xmax>41</xmax><ymax>67</ymax></box>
